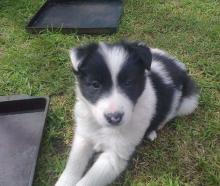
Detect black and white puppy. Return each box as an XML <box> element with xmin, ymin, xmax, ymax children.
<box><xmin>55</xmin><ymin>41</ymin><xmax>199</xmax><ymax>186</ymax></box>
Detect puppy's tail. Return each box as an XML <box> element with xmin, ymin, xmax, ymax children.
<box><xmin>177</xmin><ymin>76</ymin><xmax>199</xmax><ymax>116</ymax></box>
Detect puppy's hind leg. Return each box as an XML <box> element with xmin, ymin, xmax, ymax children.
<box><xmin>177</xmin><ymin>77</ymin><xmax>199</xmax><ymax>116</ymax></box>
<box><xmin>147</xmin><ymin>130</ymin><xmax>157</xmax><ymax>141</ymax></box>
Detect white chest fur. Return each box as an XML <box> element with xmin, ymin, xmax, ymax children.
<box><xmin>74</xmin><ymin>78</ymin><xmax>156</xmax><ymax>160</ymax></box>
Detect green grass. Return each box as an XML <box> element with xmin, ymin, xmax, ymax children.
<box><xmin>0</xmin><ymin>0</ymin><xmax>220</xmax><ymax>185</ymax></box>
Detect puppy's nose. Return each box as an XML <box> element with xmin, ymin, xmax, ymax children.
<box><xmin>104</xmin><ymin>112</ymin><xmax>124</xmax><ymax>125</ymax></box>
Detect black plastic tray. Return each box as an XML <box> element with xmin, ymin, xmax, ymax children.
<box><xmin>26</xmin><ymin>0</ymin><xmax>123</xmax><ymax>34</ymax></box>
<box><xmin>0</xmin><ymin>96</ymin><xmax>49</xmax><ymax>186</ymax></box>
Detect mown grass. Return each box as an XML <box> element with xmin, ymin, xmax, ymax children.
<box><xmin>0</xmin><ymin>0</ymin><xmax>219</xmax><ymax>185</ymax></box>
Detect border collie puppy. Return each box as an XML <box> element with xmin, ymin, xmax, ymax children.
<box><xmin>55</xmin><ymin>41</ymin><xmax>199</xmax><ymax>186</ymax></box>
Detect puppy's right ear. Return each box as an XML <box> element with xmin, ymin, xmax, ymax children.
<box><xmin>69</xmin><ymin>43</ymin><xmax>98</xmax><ymax>72</ymax></box>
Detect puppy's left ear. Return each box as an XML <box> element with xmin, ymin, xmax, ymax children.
<box><xmin>132</xmin><ymin>42</ymin><xmax>152</xmax><ymax>70</ymax></box>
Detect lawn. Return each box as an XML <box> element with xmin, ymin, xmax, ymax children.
<box><xmin>0</xmin><ymin>0</ymin><xmax>219</xmax><ymax>185</ymax></box>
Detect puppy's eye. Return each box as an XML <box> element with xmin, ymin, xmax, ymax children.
<box><xmin>124</xmin><ymin>79</ymin><xmax>133</xmax><ymax>87</ymax></box>
<box><xmin>91</xmin><ymin>81</ymin><xmax>101</xmax><ymax>89</ymax></box>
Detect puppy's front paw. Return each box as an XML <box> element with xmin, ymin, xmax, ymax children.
<box><xmin>55</xmin><ymin>173</ymin><xmax>78</xmax><ymax>186</ymax></box>
<box><xmin>75</xmin><ymin>181</ymin><xmax>85</xmax><ymax>186</ymax></box>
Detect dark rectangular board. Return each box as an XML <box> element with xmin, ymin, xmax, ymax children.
<box><xmin>26</xmin><ymin>0</ymin><xmax>123</xmax><ymax>34</ymax></box>
<box><xmin>0</xmin><ymin>96</ymin><xmax>49</xmax><ymax>186</ymax></box>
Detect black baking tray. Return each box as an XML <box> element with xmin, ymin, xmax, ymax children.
<box><xmin>0</xmin><ymin>96</ymin><xmax>49</xmax><ymax>186</ymax></box>
<box><xmin>26</xmin><ymin>0</ymin><xmax>123</xmax><ymax>34</ymax></box>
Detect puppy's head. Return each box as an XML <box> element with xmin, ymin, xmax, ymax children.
<box><xmin>70</xmin><ymin>41</ymin><xmax>152</xmax><ymax>127</ymax></box>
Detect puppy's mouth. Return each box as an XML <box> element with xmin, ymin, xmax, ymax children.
<box><xmin>106</xmin><ymin>122</ymin><xmax>123</xmax><ymax>127</ymax></box>
<box><xmin>104</xmin><ymin>112</ymin><xmax>124</xmax><ymax>126</ymax></box>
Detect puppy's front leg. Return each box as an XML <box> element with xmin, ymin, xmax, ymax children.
<box><xmin>55</xmin><ymin>134</ymin><xmax>93</xmax><ymax>186</ymax></box>
<box><xmin>76</xmin><ymin>151</ymin><xmax>128</xmax><ymax>186</ymax></box>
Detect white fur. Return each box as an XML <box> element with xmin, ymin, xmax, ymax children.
<box><xmin>177</xmin><ymin>94</ymin><xmax>199</xmax><ymax>116</ymax></box>
<box><xmin>99</xmin><ymin>43</ymin><xmax>128</xmax><ymax>84</ymax></box>
<box><xmin>151</xmin><ymin>61</ymin><xmax>174</xmax><ymax>84</ymax></box>
<box><xmin>90</xmin><ymin>88</ymin><xmax>133</xmax><ymax>127</ymax></box>
<box><xmin>56</xmin><ymin>77</ymin><xmax>157</xmax><ymax>186</ymax></box>
<box><xmin>147</xmin><ymin>130</ymin><xmax>157</xmax><ymax>141</ymax></box>
<box><xmin>55</xmin><ymin>135</ymin><xmax>93</xmax><ymax>186</ymax></box>
<box><xmin>69</xmin><ymin>49</ymin><xmax>81</xmax><ymax>71</ymax></box>
<box><xmin>151</xmin><ymin>48</ymin><xmax>167</xmax><ymax>56</ymax></box>
<box><xmin>56</xmin><ymin>45</ymin><xmax>198</xmax><ymax>186</ymax></box>
<box><xmin>151</xmin><ymin>48</ymin><xmax>186</xmax><ymax>70</ymax></box>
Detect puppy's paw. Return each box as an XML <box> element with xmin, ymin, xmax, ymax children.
<box><xmin>75</xmin><ymin>182</ymin><xmax>83</xmax><ymax>186</ymax></box>
<box><xmin>55</xmin><ymin>173</ymin><xmax>78</xmax><ymax>186</ymax></box>
<box><xmin>147</xmin><ymin>130</ymin><xmax>157</xmax><ymax>141</ymax></box>
<box><xmin>76</xmin><ymin>180</ymin><xmax>88</xmax><ymax>186</ymax></box>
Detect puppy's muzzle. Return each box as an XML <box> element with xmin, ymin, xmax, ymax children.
<box><xmin>104</xmin><ymin>112</ymin><xmax>124</xmax><ymax>125</ymax></box>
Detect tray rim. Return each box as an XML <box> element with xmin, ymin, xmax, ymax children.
<box><xmin>26</xmin><ymin>0</ymin><xmax>123</xmax><ymax>34</ymax></box>
<box><xmin>0</xmin><ymin>96</ymin><xmax>50</xmax><ymax>186</ymax></box>
<box><xmin>0</xmin><ymin>96</ymin><xmax>49</xmax><ymax>115</ymax></box>
<box><xmin>29</xmin><ymin>96</ymin><xmax>49</xmax><ymax>186</ymax></box>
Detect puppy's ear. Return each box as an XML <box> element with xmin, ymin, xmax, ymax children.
<box><xmin>69</xmin><ymin>48</ymin><xmax>82</xmax><ymax>72</ymax></box>
<box><xmin>123</xmin><ymin>41</ymin><xmax>152</xmax><ymax>70</ymax></box>
<box><xmin>132</xmin><ymin>42</ymin><xmax>152</xmax><ymax>70</ymax></box>
<box><xmin>69</xmin><ymin>43</ymin><xmax>98</xmax><ymax>72</ymax></box>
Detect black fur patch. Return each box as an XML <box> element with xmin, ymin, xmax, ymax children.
<box><xmin>146</xmin><ymin>72</ymin><xmax>174</xmax><ymax>134</ymax></box>
<box><xmin>117</xmin><ymin>52</ymin><xmax>147</xmax><ymax>104</ymax></box>
<box><xmin>121</xmin><ymin>41</ymin><xmax>152</xmax><ymax>70</ymax></box>
<box><xmin>152</xmin><ymin>53</ymin><xmax>186</xmax><ymax>90</ymax></box>
<box><xmin>153</xmin><ymin>53</ymin><xmax>198</xmax><ymax>97</ymax></box>
<box><xmin>75</xmin><ymin>45</ymin><xmax>113</xmax><ymax>104</ymax></box>
<box><xmin>181</xmin><ymin>76</ymin><xmax>198</xmax><ymax>97</ymax></box>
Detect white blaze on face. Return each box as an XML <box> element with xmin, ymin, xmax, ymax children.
<box><xmin>99</xmin><ymin>43</ymin><xmax>128</xmax><ymax>85</ymax></box>
<box><xmin>88</xmin><ymin>44</ymin><xmax>134</xmax><ymax>127</ymax></box>
<box><xmin>90</xmin><ymin>88</ymin><xmax>133</xmax><ymax>127</ymax></box>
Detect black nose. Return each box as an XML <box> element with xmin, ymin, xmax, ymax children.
<box><xmin>104</xmin><ymin>112</ymin><xmax>124</xmax><ymax>125</ymax></box>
